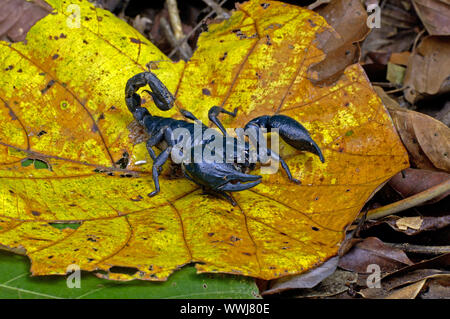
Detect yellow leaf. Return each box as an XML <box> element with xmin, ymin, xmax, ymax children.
<box><xmin>0</xmin><ymin>0</ymin><xmax>409</xmax><ymax>280</ymax></box>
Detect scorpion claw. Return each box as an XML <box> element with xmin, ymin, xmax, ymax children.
<box><xmin>217</xmin><ymin>179</ymin><xmax>262</xmax><ymax>192</ymax></box>
<box><xmin>245</xmin><ymin>114</ymin><xmax>325</xmax><ymax>163</ymax></box>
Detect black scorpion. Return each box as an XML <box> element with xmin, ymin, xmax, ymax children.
<box><xmin>125</xmin><ymin>72</ymin><xmax>324</xmax><ymax>205</ymax></box>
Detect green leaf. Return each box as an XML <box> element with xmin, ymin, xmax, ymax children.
<box><xmin>21</xmin><ymin>159</ymin><xmax>33</xmax><ymax>167</ymax></box>
<box><xmin>33</xmin><ymin>159</ymin><xmax>49</xmax><ymax>169</ymax></box>
<box><xmin>0</xmin><ymin>251</ymin><xmax>260</xmax><ymax>299</ymax></box>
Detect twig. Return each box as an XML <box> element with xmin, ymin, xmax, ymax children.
<box><xmin>366</xmin><ymin>179</ymin><xmax>450</xmax><ymax>220</ymax></box>
<box><xmin>307</xmin><ymin>0</ymin><xmax>331</xmax><ymax>10</ymax></box>
<box><xmin>371</xmin><ymin>82</ymin><xmax>398</xmax><ymax>88</ymax></box>
<box><xmin>384</xmin><ymin>243</ymin><xmax>450</xmax><ymax>255</ymax></box>
<box><xmin>166</xmin><ymin>0</ymin><xmax>183</xmax><ymax>40</ymax></box>
<box><xmin>202</xmin><ymin>0</ymin><xmax>230</xmax><ymax>19</ymax></box>
<box><xmin>412</xmin><ymin>29</ymin><xmax>426</xmax><ymax>53</ymax></box>
<box><xmin>160</xmin><ymin>17</ymin><xmax>190</xmax><ymax>61</ymax></box>
<box><xmin>384</xmin><ymin>86</ymin><xmax>406</xmax><ymax>94</ymax></box>
<box><xmin>166</xmin><ymin>0</ymin><xmax>192</xmax><ymax>60</ymax></box>
<box><xmin>168</xmin><ymin>0</ymin><xmax>229</xmax><ymax>59</ymax></box>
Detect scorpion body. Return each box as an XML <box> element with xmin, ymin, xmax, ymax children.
<box><xmin>125</xmin><ymin>72</ymin><xmax>324</xmax><ymax>205</ymax></box>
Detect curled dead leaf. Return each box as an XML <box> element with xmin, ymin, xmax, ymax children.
<box><xmin>0</xmin><ymin>0</ymin><xmax>52</xmax><ymax>42</ymax></box>
<box><xmin>359</xmin><ymin>269</ymin><xmax>450</xmax><ymax>298</ymax></box>
<box><xmin>362</xmin><ymin>212</ymin><xmax>450</xmax><ymax>236</ymax></box>
<box><xmin>384</xmin><ymin>278</ymin><xmax>427</xmax><ymax>299</ymax></box>
<box><xmin>262</xmin><ymin>256</ymin><xmax>339</xmax><ymax>295</ymax></box>
<box><xmin>395</xmin><ymin>216</ymin><xmax>423</xmax><ymax>231</ymax></box>
<box><xmin>338</xmin><ymin>237</ymin><xmax>414</xmax><ymax>274</ymax></box>
<box><xmin>403</xmin><ymin>36</ymin><xmax>450</xmax><ymax>103</ymax></box>
<box><xmin>308</xmin><ymin>0</ymin><xmax>370</xmax><ymax>85</ymax></box>
<box><xmin>412</xmin><ymin>0</ymin><xmax>450</xmax><ymax>36</ymax></box>
<box><xmin>387</xmin><ymin>215</ymin><xmax>450</xmax><ymax>235</ymax></box>
<box><xmin>388</xmin><ymin>168</ymin><xmax>450</xmax><ymax>204</ymax></box>
<box><xmin>375</xmin><ymin>86</ymin><xmax>450</xmax><ymax>173</ymax></box>
<box><xmin>388</xmin><ymin>108</ymin><xmax>450</xmax><ymax>172</ymax></box>
<box><xmin>421</xmin><ymin>276</ymin><xmax>450</xmax><ymax>298</ymax></box>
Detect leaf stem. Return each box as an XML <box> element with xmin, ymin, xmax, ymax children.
<box><xmin>366</xmin><ymin>178</ymin><xmax>450</xmax><ymax>220</ymax></box>
<box><xmin>383</xmin><ymin>243</ymin><xmax>450</xmax><ymax>255</ymax></box>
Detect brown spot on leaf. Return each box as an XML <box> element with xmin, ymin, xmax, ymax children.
<box><xmin>308</xmin><ymin>19</ymin><xmax>316</xmax><ymax>27</ymax></box>
<box><xmin>40</xmin><ymin>80</ymin><xmax>55</xmax><ymax>94</ymax></box>
<box><xmin>219</xmin><ymin>52</ymin><xmax>228</xmax><ymax>61</ymax></box>
<box><xmin>130</xmin><ymin>37</ymin><xmax>142</xmax><ymax>44</ymax></box>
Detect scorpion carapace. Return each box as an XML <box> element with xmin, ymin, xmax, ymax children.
<box><xmin>125</xmin><ymin>71</ymin><xmax>325</xmax><ymax>206</ymax></box>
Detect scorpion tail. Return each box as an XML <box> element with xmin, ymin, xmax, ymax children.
<box><xmin>125</xmin><ymin>72</ymin><xmax>175</xmax><ymax>113</ymax></box>
<box><xmin>125</xmin><ymin>93</ymin><xmax>141</xmax><ymax>113</ymax></box>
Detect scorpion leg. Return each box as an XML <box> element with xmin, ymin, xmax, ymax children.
<box><xmin>146</xmin><ymin>130</ymin><xmax>164</xmax><ymax>161</ymax></box>
<box><xmin>180</xmin><ymin>109</ymin><xmax>200</xmax><ymax>122</ymax></box>
<box><xmin>265</xmin><ymin>148</ymin><xmax>301</xmax><ymax>184</ymax></box>
<box><xmin>203</xmin><ymin>188</ymin><xmax>237</xmax><ymax>206</ymax></box>
<box><xmin>208</xmin><ymin>106</ymin><xmax>238</xmax><ymax>135</ymax></box>
<box><xmin>147</xmin><ymin>127</ymin><xmax>175</xmax><ymax>197</ymax></box>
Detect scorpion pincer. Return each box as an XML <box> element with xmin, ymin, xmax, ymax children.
<box><xmin>125</xmin><ymin>72</ymin><xmax>325</xmax><ymax>205</ymax></box>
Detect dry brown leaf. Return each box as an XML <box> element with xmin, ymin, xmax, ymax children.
<box><xmin>0</xmin><ymin>0</ymin><xmax>52</xmax><ymax>42</ymax></box>
<box><xmin>395</xmin><ymin>217</ymin><xmax>423</xmax><ymax>231</ymax></box>
<box><xmin>403</xmin><ymin>36</ymin><xmax>450</xmax><ymax>103</ymax></box>
<box><xmin>361</xmin><ymin>1</ymin><xmax>418</xmax><ymax>62</ymax></box>
<box><xmin>359</xmin><ymin>269</ymin><xmax>450</xmax><ymax>298</ymax></box>
<box><xmin>262</xmin><ymin>256</ymin><xmax>339</xmax><ymax>295</ymax></box>
<box><xmin>387</xmin><ymin>215</ymin><xmax>450</xmax><ymax>235</ymax></box>
<box><xmin>388</xmin><ymin>108</ymin><xmax>450</xmax><ymax>172</ymax></box>
<box><xmin>338</xmin><ymin>237</ymin><xmax>414</xmax><ymax>273</ymax></box>
<box><xmin>388</xmin><ymin>168</ymin><xmax>450</xmax><ymax>204</ymax></box>
<box><xmin>377</xmin><ymin>85</ymin><xmax>450</xmax><ymax>173</ymax></box>
<box><xmin>309</xmin><ymin>0</ymin><xmax>370</xmax><ymax>85</ymax></box>
<box><xmin>384</xmin><ymin>278</ymin><xmax>426</xmax><ymax>299</ymax></box>
<box><xmin>421</xmin><ymin>277</ymin><xmax>450</xmax><ymax>298</ymax></box>
<box><xmin>291</xmin><ymin>269</ymin><xmax>357</xmax><ymax>298</ymax></box>
<box><xmin>413</xmin><ymin>0</ymin><xmax>450</xmax><ymax>35</ymax></box>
